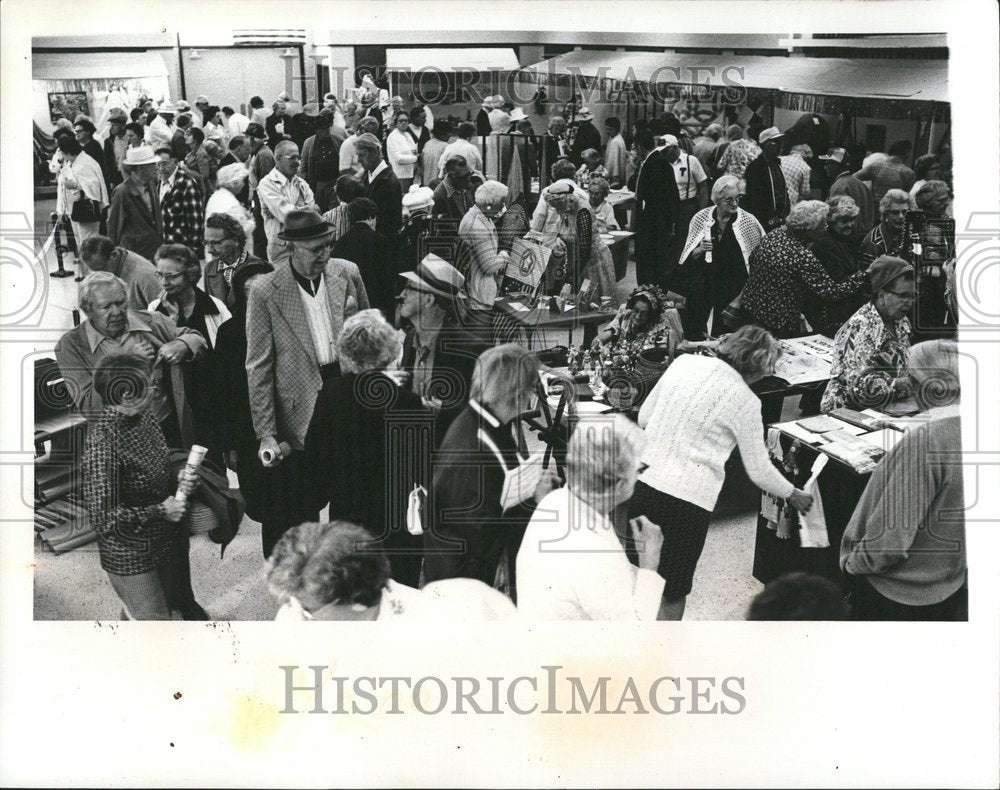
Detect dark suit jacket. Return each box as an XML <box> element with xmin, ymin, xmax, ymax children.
<box><xmin>424</xmin><ymin>401</ymin><xmax>537</xmax><ymax>591</ymax></box>
<box><xmin>742</xmin><ymin>154</ymin><xmax>790</xmax><ymax>231</ymax></box>
<box><xmin>332</xmin><ymin>224</ymin><xmax>396</xmax><ymax>320</ymax></box>
<box><xmin>107</xmin><ymin>182</ymin><xmax>163</xmax><ymax>262</ymax></box>
<box><xmin>400</xmin><ymin>323</ymin><xmax>489</xmax><ymax>445</ymax></box>
<box><xmin>364</xmin><ymin>166</ymin><xmax>403</xmax><ymax>239</ymax></box>
<box><xmin>103</xmin><ymin>135</ymin><xmax>125</xmax><ymax>189</ymax></box>
<box><xmin>302</xmin><ymin>371</ymin><xmax>432</xmax><ymax>587</ymax></box>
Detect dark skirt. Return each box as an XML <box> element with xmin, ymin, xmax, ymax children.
<box><xmin>628</xmin><ymin>480</ymin><xmax>712</xmax><ymax>598</ymax></box>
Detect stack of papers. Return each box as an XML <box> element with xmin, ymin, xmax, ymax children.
<box><xmin>855</xmin><ymin>428</ymin><xmax>904</xmax><ymax>453</ymax></box>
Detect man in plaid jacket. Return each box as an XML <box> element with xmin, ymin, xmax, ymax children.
<box><xmin>155</xmin><ymin>146</ymin><xmax>205</xmax><ymax>259</ymax></box>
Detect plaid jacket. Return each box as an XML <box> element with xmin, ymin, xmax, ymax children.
<box><xmin>161</xmin><ymin>170</ymin><xmax>205</xmax><ymax>258</ymax></box>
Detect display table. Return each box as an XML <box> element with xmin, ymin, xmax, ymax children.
<box><xmin>751</xmin><ymin>408</ymin><xmax>917</xmax><ymax>585</ymax></box>
<box><xmin>494</xmin><ymin>296</ymin><xmax>619</xmax><ymax>347</ymax></box>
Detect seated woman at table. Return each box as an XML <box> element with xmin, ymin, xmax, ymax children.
<box><xmin>629</xmin><ymin>324</ymin><xmax>814</xmax><ymax>620</ymax></box>
<box><xmin>586</xmin><ymin>177</ymin><xmax>620</xmax><ymax>234</ymax></box>
<box><xmin>740</xmin><ymin>200</ymin><xmax>872</xmax><ymax>339</ymax></box>
<box><xmin>591</xmin><ymin>284</ymin><xmax>680</xmax><ymax>355</ymax></box>
<box><xmin>676</xmin><ymin>174</ymin><xmax>765</xmax><ymax>340</ymax></box>
<box><xmin>805</xmin><ymin>195</ymin><xmax>867</xmax><ymax>338</ymax></box>
<box><xmin>820</xmin><ymin>256</ymin><xmax>914</xmax><ymax>413</ymax></box>
<box><xmin>841</xmin><ymin>339</ymin><xmax>965</xmax><ymax>621</ymax></box>
<box><xmin>524</xmin><ymin>180</ymin><xmax>615</xmax><ymax>299</ymax></box>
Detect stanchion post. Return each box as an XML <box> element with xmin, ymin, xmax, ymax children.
<box><xmin>49</xmin><ymin>212</ymin><xmax>74</xmax><ymax>279</ymax></box>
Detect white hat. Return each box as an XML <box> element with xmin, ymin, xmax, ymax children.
<box><xmin>576</xmin><ymin>106</ymin><xmax>593</xmax><ymax>121</ymax></box>
<box><xmin>399</xmin><ymin>253</ymin><xmax>465</xmax><ymax>300</ymax></box>
<box><xmin>401</xmin><ymin>184</ymin><xmax>435</xmax><ymax>214</ymax></box>
<box><xmin>158</xmin><ymin>101</ymin><xmax>177</xmax><ymax>114</ymax></box>
<box><xmin>758</xmin><ymin>126</ymin><xmax>784</xmax><ymax>144</ymax></box>
<box><xmin>123</xmin><ymin>145</ymin><xmax>159</xmax><ymax>166</ymax></box>
<box><xmin>662</xmin><ymin>134</ymin><xmax>679</xmax><ymax>147</ymax></box>
<box><xmin>508</xmin><ymin>107</ymin><xmax>529</xmax><ymax>122</ymax></box>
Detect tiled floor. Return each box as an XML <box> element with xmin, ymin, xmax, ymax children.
<box><xmin>31</xmin><ymin>201</ymin><xmax>798</xmax><ymax>621</ymax></box>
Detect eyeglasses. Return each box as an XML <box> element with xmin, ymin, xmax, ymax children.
<box><xmin>155</xmin><ymin>271</ymin><xmax>188</xmax><ymax>281</ymax></box>
<box><xmin>885</xmin><ymin>290</ymin><xmax>917</xmax><ymax>300</ymax></box>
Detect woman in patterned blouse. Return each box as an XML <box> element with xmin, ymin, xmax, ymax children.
<box><xmin>741</xmin><ymin>200</ymin><xmax>872</xmax><ymax>338</ymax></box>
<box><xmin>82</xmin><ymin>353</ymin><xmax>197</xmax><ymax>620</ymax></box>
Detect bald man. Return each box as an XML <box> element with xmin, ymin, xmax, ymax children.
<box><xmin>256</xmin><ymin>140</ymin><xmax>318</xmax><ymax>266</ymax></box>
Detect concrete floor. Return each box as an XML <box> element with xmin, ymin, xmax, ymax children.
<box><xmin>31</xmin><ymin>197</ymin><xmax>803</xmax><ymax>621</ymax></box>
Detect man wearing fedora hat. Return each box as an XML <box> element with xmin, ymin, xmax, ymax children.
<box><xmin>397</xmin><ymin>253</ymin><xmax>489</xmax><ymax>443</ymax></box>
<box><xmin>245</xmin><ymin>207</ymin><xmax>369</xmax><ymax>556</ymax></box>
<box><xmin>257</xmin><ymin>140</ymin><xmax>318</xmax><ymax>267</ymax></box>
<box><xmin>569</xmin><ymin>106</ymin><xmax>602</xmax><ymax>168</ymax></box>
<box><xmin>743</xmin><ymin>126</ymin><xmax>790</xmax><ymax>231</ymax></box>
<box><xmin>108</xmin><ymin>145</ymin><xmax>164</xmax><ymax>262</ymax></box>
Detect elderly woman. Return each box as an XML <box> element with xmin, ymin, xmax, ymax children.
<box><xmin>842</xmin><ymin>339</ymin><xmax>965</xmax><ymax>621</ymax></box>
<box><xmin>82</xmin><ymin>353</ymin><xmax>199</xmax><ymax>620</ymax></box>
<box><xmin>73</xmin><ymin>117</ymin><xmax>107</xmax><ymax>178</ymax></box>
<box><xmin>321</xmin><ymin>174</ymin><xmax>366</xmax><ymax>242</ymax></box>
<box><xmin>586</xmin><ymin>176</ymin><xmax>619</xmax><ymax>233</ymax></box>
<box><xmin>386</xmin><ymin>110</ymin><xmax>419</xmax><ymax>191</ymax></box>
<box><xmin>149</xmin><ymin>243</ymin><xmax>231</xmax><ymax>463</ymax></box>
<box><xmin>54</xmin><ymin>136</ymin><xmax>110</xmax><ymax>248</ymax></box>
<box><xmin>592</xmin><ymin>284</ymin><xmax>679</xmax><ymax>353</ymax></box>
<box><xmin>630</xmin><ymin>325</ymin><xmax>814</xmax><ymax>619</ymax></box>
<box><xmin>821</xmin><ymin>256</ymin><xmax>915</xmax><ymax>413</ymax></box>
<box><xmin>302</xmin><ymin>309</ymin><xmax>430</xmax><ymax>587</ymax></box>
<box><xmin>861</xmin><ymin>188</ymin><xmax>912</xmax><ymax>266</ymax></box>
<box><xmin>525</xmin><ymin>180</ymin><xmax>615</xmax><ymax>299</ymax></box>
<box><xmin>268</xmin><ymin>521</ymin><xmax>518</xmax><ymax>620</ymax></box>
<box><xmin>458</xmin><ymin>180</ymin><xmax>512</xmax><ymax>314</ymax></box>
<box><xmin>806</xmin><ymin>195</ymin><xmax>867</xmax><ymax>337</ymax></box>
<box><xmin>517</xmin><ymin>415</ymin><xmax>667</xmax><ymax>620</ymax></box>
<box><xmin>204</xmin><ymin>163</ymin><xmax>255</xmax><ymax>239</ymax></box>
<box><xmin>909</xmin><ymin>154</ymin><xmax>943</xmax><ymax>200</ymax></box>
<box><xmin>740</xmin><ymin>200</ymin><xmax>871</xmax><ymax>338</ymax></box>
<box><xmin>912</xmin><ymin>179</ymin><xmax>956</xmax><ymax>337</ymax></box>
<box><xmin>424</xmin><ymin>344</ymin><xmax>561</xmax><ymax>594</ymax></box>
<box><xmin>677</xmin><ymin>174</ymin><xmax>765</xmax><ymax>339</ymax></box>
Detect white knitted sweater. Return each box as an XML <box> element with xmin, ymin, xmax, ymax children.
<box><xmin>637</xmin><ymin>354</ymin><xmax>795</xmax><ymax>511</ymax></box>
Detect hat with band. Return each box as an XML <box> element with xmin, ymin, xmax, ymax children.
<box><xmin>399</xmin><ymin>254</ymin><xmax>465</xmax><ymax>300</ymax></box>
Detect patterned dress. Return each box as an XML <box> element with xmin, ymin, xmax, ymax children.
<box><xmin>740</xmin><ymin>226</ymin><xmax>869</xmax><ymax>338</ymax></box>
<box><xmin>718</xmin><ymin>139</ymin><xmax>762</xmax><ymax>182</ymax></box>
<box><xmin>83</xmin><ymin>407</ymin><xmax>174</xmax><ymax>575</ymax></box>
<box><xmin>820</xmin><ymin>302</ymin><xmax>911</xmax><ymax>413</ymax></box>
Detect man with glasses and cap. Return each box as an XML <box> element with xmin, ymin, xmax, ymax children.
<box><xmin>245</xmin><ymin>208</ymin><xmax>369</xmax><ymax>556</ymax></box>
<box><xmin>397</xmin><ymin>253</ymin><xmax>489</xmax><ymax>443</ymax></box>
<box><xmin>821</xmin><ymin>255</ymin><xmax>915</xmax><ymax>413</ymax></box>
<box><xmin>743</xmin><ymin>126</ymin><xmax>790</xmax><ymax>231</ymax></box>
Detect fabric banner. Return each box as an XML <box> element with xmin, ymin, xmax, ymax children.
<box><xmin>500</xmin><ymin>237</ymin><xmax>551</xmax><ymax>297</ymax></box>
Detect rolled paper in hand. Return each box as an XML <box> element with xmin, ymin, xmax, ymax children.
<box><xmin>259</xmin><ymin>441</ymin><xmax>293</xmax><ymax>466</ymax></box>
<box><xmin>175</xmin><ymin>445</ymin><xmax>208</xmax><ymax>502</ymax></box>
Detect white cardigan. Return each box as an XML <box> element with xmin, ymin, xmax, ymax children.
<box><xmin>637</xmin><ymin>354</ymin><xmax>795</xmax><ymax>511</ymax></box>
<box><xmin>385</xmin><ymin>128</ymin><xmax>418</xmax><ymax>180</ymax></box>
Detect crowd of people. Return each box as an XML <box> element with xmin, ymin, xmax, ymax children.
<box><xmin>47</xmin><ymin>82</ymin><xmax>963</xmax><ymax>623</ymax></box>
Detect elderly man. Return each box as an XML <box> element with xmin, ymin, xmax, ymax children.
<box><xmin>219</xmin><ymin>135</ymin><xmax>250</xmax><ymax>168</ymax></box>
<box><xmin>437</xmin><ymin>121</ymin><xmax>484</xmax><ymax>179</ymax></box>
<box><xmin>663</xmin><ymin>133</ymin><xmax>709</xmax><ymax>263</ymax></box>
<box><xmin>780</xmin><ymin>143</ymin><xmax>813</xmax><ymax>205</ymax></box>
<box><xmin>569</xmin><ymin>106</ymin><xmax>602</xmax><ymax>167</ymax></box>
<box><xmin>298</xmin><ymin>108</ymin><xmax>342</xmax><ymax>212</ymax></box>
<box><xmin>397</xmin><ymin>253</ymin><xmax>489</xmax><ymax>442</ymax></box>
<box><xmin>432</xmin><ymin>155</ymin><xmax>485</xmax><ymax>221</ymax></box>
<box><xmin>107</xmin><ymin>145</ymin><xmax>164</xmax><ymax>261</ymax></box>
<box><xmin>256</xmin><ymin>140</ymin><xmax>318</xmax><ymax>266</ymax></box>
<box><xmin>203</xmin><ymin>212</ymin><xmax>267</xmax><ymax>310</ymax></box>
<box><xmin>356</xmin><ymin>132</ymin><xmax>403</xmax><ymax>240</ymax></box>
<box><xmin>853</xmin><ymin>140</ymin><xmax>917</xmax><ymax>202</ymax></box>
<box><xmin>743</xmin><ymin>127</ymin><xmax>790</xmax><ymax>231</ymax></box>
<box><xmin>54</xmin><ymin>271</ymin><xmax>207</xmax><ymax>448</ymax></box>
<box><xmin>245</xmin><ymin>208</ymin><xmax>369</xmax><ymax>556</ymax></box>
<box><xmin>78</xmin><ymin>235</ymin><xmax>160</xmax><ymax>309</ymax></box>
<box><xmin>861</xmin><ymin>188</ymin><xmax>911</xmax><ymax>267</ymax></box>
<box><xmin>155</xmin><ymin>147</ymin><xmax>204</xmax><ymax>258</ymax></box>
<box><xmin>145</xmin><ymin>101</ymin><xmax>177</xmax><ymax>150</ymax></box>
<box><xmin>693</xmin><ymin>123</ymin><xmax>724</xmax><ymax>175</ymax></box>
<box><xmin>221</xmin><ymin>105</ymin><xmax>251</xmax><ymax>137</ymax></box>
<box><xmin>822</xmin><ymin>147</ymin><xmax>876</xmax><ymax>236</ymax></box>
<box><xmin>631</xmin><ymin>133</ymin><xmax>681</xmax><ymax>289</ymax></box>
<box><xmin>103</xmin><ymin>108</ymin><xmax>130</xmax><ymax>190</ymax></box>
<box><xmin>517</xmin><ymin>415</ymin><xmax>666</xmax><ymax>620</ymax></box>
<box><xmin>821</xmin><ymin>256</ymin><xmax>914</xmax><ymax>413</ymax></box>
<box><xmin>338</xmin><ymin>116</ymin><xmax>380</xmax><ymax>177</ymax></box>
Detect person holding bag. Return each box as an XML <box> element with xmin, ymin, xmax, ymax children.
<box><xmin>55</xmin><ymin>135</ymin><xmax>110</xmax><ymax>251</ymax></box>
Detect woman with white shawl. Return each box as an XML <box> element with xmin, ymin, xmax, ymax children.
<box><xmin>677</xmin><ymin>174</ymin><xmax>765</xmax><ymax>339</ymax></box>
<box><xmin>54</xmin><ymin>135</ymin><xmax>110</xmax><ymax>248</ymax></box>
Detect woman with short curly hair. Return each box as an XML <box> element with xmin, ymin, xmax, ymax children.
<box><xmin>806</xmin><ymin>195</ymin><xmax>867</xmax><ymax>336</ymax></box>
<box><xmin>629</xmin><ymin>324</ymin><xmax>814</xmax><ymax>619</ymax></box>
<box><xmin>740</xmin><ymin>200</ymin><xmax>872</xmax><ymax>337</ymax></box>
<box><xmin>301</xmin><ymin>310</ymin><xmax>430</xmax><ymax>587</ymax></box>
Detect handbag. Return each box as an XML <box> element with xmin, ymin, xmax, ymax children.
<box><xmin>70</xmin><ymin>197</ymin><xmax>101</xmax><ymax>223</ymax></box>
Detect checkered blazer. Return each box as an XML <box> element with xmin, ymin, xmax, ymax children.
<box><xmin>245</xmin><ymin>258</ymin><xmax>369</xmax><ymax>450</ymax></box>
<box><xmin>161</xmin><ymin>170</ymin><xmax>205</xmax><ymax>258</ymax></box>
